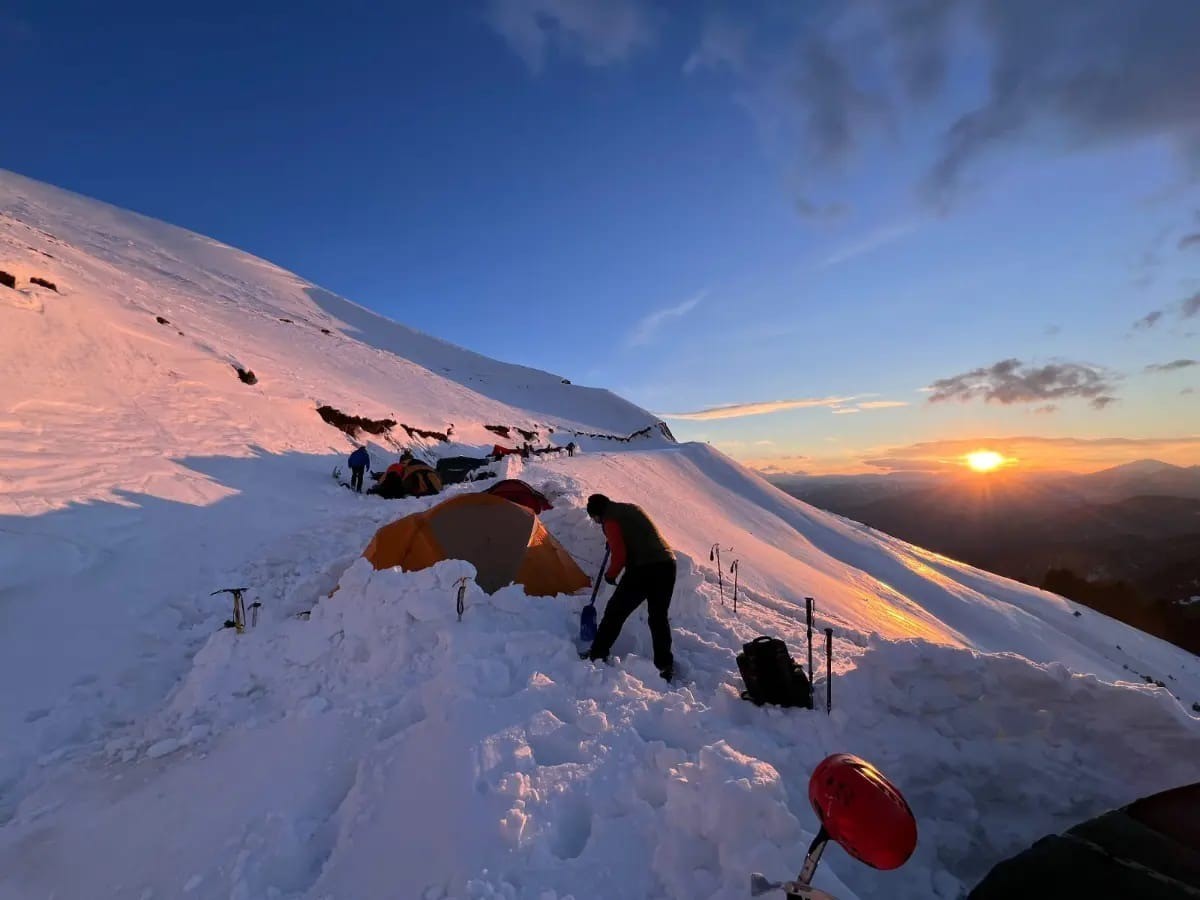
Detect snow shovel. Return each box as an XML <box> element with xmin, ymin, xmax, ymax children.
<box><xmin>751</xmin><ymin>754</ymin><xmax>917</xmax><ymax>899</ymax></box>
<box><xmin>580</xmin><ymin>546</ymin><xmax>609</xmax><ymax>644</ymax></box>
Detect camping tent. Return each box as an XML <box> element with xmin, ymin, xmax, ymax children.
<box><xmin>483</xmin><ymin>479</ymin><xmax>553</xmax><ymax>513</ymax></box>
<box><xmin>969</xmin><ymin>781</ymin><xmax>1200</xmax><ymax>898</ymax></box>
<box><xmin>362</xmin><ymin>493</ymin><xmax>590</xmax><ymax>595</ymax></box>
<box><xmin>371</xmin><ymin>460</ymin><xmax>443</xmax><ymax>499</ymax></box>
<box><xmin>435</xmin><ymin>455</ymin><xmax>492</xmax><ymax>485</ymax></box>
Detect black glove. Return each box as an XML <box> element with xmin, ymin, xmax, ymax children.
<box><xmin>605</xmin><ymin>575</ymin><xmax>618</xmax><ymax>586</ymax></box>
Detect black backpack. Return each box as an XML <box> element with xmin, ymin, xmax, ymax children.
<box><xmin>737</xmin><ymin>636</ymin><xmax>813</xmax><ymax>709</ymax></box>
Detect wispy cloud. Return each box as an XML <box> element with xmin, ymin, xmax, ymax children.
<box><xmin>625</xmin><ymin>290</ymin><xmax>705</xmax><ymax>348</ymax></box>
<box><xmin>927</xmin><ymin>358</ymin><xmax>1118</xmax><ymax>410</ymax></box>
<box><xmin>831</xmin><ymin>408</ymin><xmax>861</xmax><ymax>415</ymax></box>
<box><xmin>857</xmin><ymin>400</ymin><xmax>910</xmax><ymax>409</ymax></box>
<box><xmin>683</xmin><ymin>13</ymin><xmax>748</xmax><ymax>75</ymax></box>
<box><xmin>820</xmin><ymin>222</ymin><xmax>917</xmax><ymax>268</ymax></box>
<box><xmin>1145</xmin><ymin>359</ymin><xmax>1198</xmax><ymax>373</ymax></box>
<box><xmin>921</xmin><ymin>1</ymin><xmax>1200</xmax><ymax>203</ymax></box>
<box><xmin>1133</xmin><ymin>310</ymin><xmax>1165</xmax><ymax>330</ymax></box>
<box><xmin>697</xmin><ymin>2</ymin><xmax>1200</xmax><ymax>211</ymax></box>
<box><xmin>1184</xmin><ymin>292</ymin><xmax>1200</xmax><ymax>319</ymax></box>
<box><xmin>484</xmin><ymin>0</ymin><xmax>655</xmax><ymax>74</ymax></box>
<box><xmin>661</xmin><ymin>395</ymin><xmax>856</xmax><ymax>421</ymax></box>
<box><xmin>1179</xmin><ymin>233</ymin><xmax>1200</xmax><ymax>250</ymax></box>
<box><xmin>1131</xmin><ymin>291</ymin><xmax>1200</xmax><ymax>331</ymax></box>
<box><xmin>752</xmin><ymin>457</ymin><xmax>811</xmax><ymax>476</ymax></box>
<box><xmin>795</xmin><ymin>197</ymin><xmax>850</xmax><ymax>222</ymax></box>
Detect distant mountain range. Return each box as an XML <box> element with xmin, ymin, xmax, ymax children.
<box><xmin>772</xmin><ymin>460</ymin><xmax>1200</xmax><ymax>654</ymax></box>
<box><xmin>1065</xmin><ymin>459</ymin><xmax>1200</xmax><ymax>501</ymax></box>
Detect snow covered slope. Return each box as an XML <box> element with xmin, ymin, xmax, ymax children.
<box><xmin>0</xmin><ymin>169</ymin><xmax>667</xmax><ymax>828</ymax></box>
<box><xmin>1</xmin><ymin>172</ymin><xmax>1197</xmax><ymax>900</ymax></box>
<box><xmin>0</xmin><ymin>168</ymin><xmax>658</xmax><ymax>516</ymax></box>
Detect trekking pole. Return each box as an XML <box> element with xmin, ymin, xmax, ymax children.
<box><xmin>824</xmin><ymin>627</ymin><xmax>833</xmax><ymax>715</ymax></box>
<box><xmin>710</xmin><ymin>544</ymin><xmax>724</xmax><ymax>604</ymax></box>
<box><xmin>455</xmin><ymin>577</ymin><xmax>469</xmax><ymax>622</ymax></box>
<box><xmin>249</xmin><ymin>601</ymin><xmax>262</xmax><ymax>628</ymax></box>
<box><xmin>805</xmin><ymin>597</ymin><xmax>814</xmax><ymax>681</ymax></box>
<box><xmin>729</xmin><ymin>560</ymin><xmax>740</xmax><ymax>614</ymax></box>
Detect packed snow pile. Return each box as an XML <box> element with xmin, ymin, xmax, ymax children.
<box><xmin>2</xmin><ymin>171</ymin><xmax>1199</xmax><ymax>900</ymax></box>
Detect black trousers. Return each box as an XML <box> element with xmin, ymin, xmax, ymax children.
<box><xmin>350</xmin><ymin>466</ymin><xmax>365</xmax><ymax>492</ymax></box>
<box><xmin>589</xmin><ymin>559</ymin><xmax>675</xmax><ymax>671</ymax></box>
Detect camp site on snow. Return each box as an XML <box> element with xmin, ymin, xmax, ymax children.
<box><xmin>2</xmin><ymin>165</ymin><xmax>1198</xmax><ymax>900</ymax></box>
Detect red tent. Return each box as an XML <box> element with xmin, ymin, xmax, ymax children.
<box><xmin>491</xmin><ymin>444</ymin><xmax>522</xmax><ymax>458</ymax></box>
<box><xmin>483</xmin><ymin>479</ymin><xmax>553</xmax><ymax>513</ymax></box>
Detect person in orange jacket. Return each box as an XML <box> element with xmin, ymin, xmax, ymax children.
<box><xmin>582</xmin><ymin>493</ymin><xmax>676</xmax><ymax>681</ymax></box>
<box><xmin>384</xmin><ymin>450</ymin><xmax>414</xmax><ymax>478</ymax></box>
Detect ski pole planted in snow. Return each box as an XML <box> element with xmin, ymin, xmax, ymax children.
<box><xmin>249</xmin><ymin>601</ymin><xmax>262</xmax><ymax>628</ymax></box>
<box><xmin>729</xmin><ymin>559</ymin><xmax>740</xmax><ymax>614</ymax></box>
<box><xmin>710</xmin><ymin>543</ymin><xmax>724</xmax><ymax>604</ymax></box>
<box><xmin>824</xmin><ymin>627</ymin><xmax>833</xmax><ymax>715</ymax></box>
<box><xmin>805</xmin><ymin>597</ymin><xmax>814</xmax><ymax>681</ymax></box>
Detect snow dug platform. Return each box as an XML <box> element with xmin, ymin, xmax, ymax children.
<box><xmin>2</xmin><ymin>454</ymin><xmax>1198</xmax><ymax>900</ymax></box>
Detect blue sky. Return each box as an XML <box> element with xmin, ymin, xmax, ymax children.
<box><xmin>3</xmin><ymin>0</ymin><xmax>1198</xmax><ymax>473</ymax></box>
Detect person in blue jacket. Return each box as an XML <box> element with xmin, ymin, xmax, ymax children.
<box><xmin>347</xmin><ymin>445</ymin><xmax>370</xmax><ymax>493</ymax></box>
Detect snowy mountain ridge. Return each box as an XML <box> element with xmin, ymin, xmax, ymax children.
<box><xmin>0</xmin><ymin>167</ymin><xmax>661</xmax><ymax>517</ymax></box>
<box><xmin>1</xmin><ymin>170</ymin><xmax>1197</xmax><ymax>900</ymax></box>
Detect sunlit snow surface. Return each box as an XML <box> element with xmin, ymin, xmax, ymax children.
<box><xmin>1</xmin><ymin>170</ymin><xmax>1196</xmax><ymax>900</ymax></box>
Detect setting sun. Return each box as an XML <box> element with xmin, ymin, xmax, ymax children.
<box><xmin>965</xmin><ymin>450</ymin><xmax>1006</xmax><ymax>473</ymax></box>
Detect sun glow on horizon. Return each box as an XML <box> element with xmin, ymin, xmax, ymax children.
<box><xmin>965</xmin><ymin>450</ymin><xmax>1007</xmax><ymax>473</ymax></box>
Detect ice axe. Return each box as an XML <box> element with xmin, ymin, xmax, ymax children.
<box><xmin>580</xmin><ymin>545</ymin><xmax>609</xmax><ymax>644</ymax></box>
<box><xmin>212</xmin><ymin>587</ymin><xmax>250</xmax><ymax>634</ymax></box>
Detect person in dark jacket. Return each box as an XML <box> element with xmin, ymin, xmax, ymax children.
<box><xmin>582</xmin><ymin>493</ymin><xmax>676</xmax><ymax>681</ymax></box>
<box><xmin>347</xmin><ymin>445</ymin><xmax>370</xmax><ymax>493</ymax></box>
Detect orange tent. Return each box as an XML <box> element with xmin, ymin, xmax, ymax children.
<box><xmin>362</xmin><ymin>493</ymin><xmax>591</xmax><ymax>596</ymax></box>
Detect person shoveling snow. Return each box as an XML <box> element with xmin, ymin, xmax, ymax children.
<box><xmin>579</xmin><ymin>493</ymin><xmax>677</xmax><ymax>682</ymax></box>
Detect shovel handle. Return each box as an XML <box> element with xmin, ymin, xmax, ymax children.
<box><xmin>589</xmin><ymin>545</ymin><xmax>610</xmax><ymax>606</ymax></box>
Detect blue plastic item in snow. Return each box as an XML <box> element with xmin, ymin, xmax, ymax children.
<box><xmin>580</xmin><ymin>546</ymin><xmax>609</xmax><ymax>644</ymax></box>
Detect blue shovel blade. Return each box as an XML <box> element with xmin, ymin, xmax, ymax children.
<box><xmin>579</xmin><ymin>603</ymin><xmax>597</xmax><ymax>643</ymax></box>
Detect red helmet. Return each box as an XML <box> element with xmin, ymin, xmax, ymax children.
<box><xmin>808</xmin><ymin>753</ymin><xmax>918</xmax><ymax>871</ymax></box>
